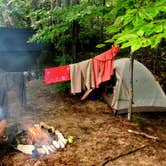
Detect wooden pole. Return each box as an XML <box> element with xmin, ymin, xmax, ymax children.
<box><xmin>128</xmin><ymin>52</ymin><xmax>134</xmax><ymax>121</ymax></box>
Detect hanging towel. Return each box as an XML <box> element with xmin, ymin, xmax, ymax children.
<box><xmin>70</xmin><ymin>59</ymin><xmax>95</xmax><ymax>94</ymax></box>
<box><xmin>93</xmin><ymin>45</ymin><xmax>120</xmax><ymax>88</ymax></box>
<box><xmin>44</xmin><ymin>65</ymin><xmax>70</xmax><ymax>85</ymax></box>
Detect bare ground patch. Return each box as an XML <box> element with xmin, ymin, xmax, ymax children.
<box><xmin>0</xmin><ymin>80</ymin><xmax>166</xmax><ymax>166</ymax></box>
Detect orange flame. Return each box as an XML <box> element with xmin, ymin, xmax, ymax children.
<box><xmin>27</xmin><ymin>125</ymin><xmax>51</xmax><ymax>145</ymax></box>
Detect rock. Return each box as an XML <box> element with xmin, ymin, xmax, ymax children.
<box><xmin>17</xmin><ymin>144</ymin><xmax>35</xmax><ymax>155</ymax></box>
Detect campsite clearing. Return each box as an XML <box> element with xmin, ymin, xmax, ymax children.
<box><xmin>0</xmin><ymin>79</ymin><xmax>166</xmax><ymax>166</ymax></box>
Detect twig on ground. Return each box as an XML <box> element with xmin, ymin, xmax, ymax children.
<box><xmin>128</xmin><ymin>129</ymin><xmax>160</xmax><ymax>140</ymax></box>
<box><xmin>102</xmin><ymin>139</ymin><xmax>165</xmax><ymax>166</ymax></box>
<box><xmin>102</xmin><ymin>144</ymin><xmax>148</xmax><ymax>166</ymax></box>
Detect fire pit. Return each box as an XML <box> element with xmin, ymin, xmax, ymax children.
<box><xmin>4</xmin><ymin>121</ymin><xmax>67</xmax><ymax>157</ymax></box>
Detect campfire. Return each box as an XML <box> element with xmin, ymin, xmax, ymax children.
<box><xmin>27</xmin><ymin>124</ymin><xmax>51</xmax><ymax>145</ymax></box>
<box><xmin>16</xmin><ymin>122</ymin><xmax>67</xmax><ymax>156</ymax></box>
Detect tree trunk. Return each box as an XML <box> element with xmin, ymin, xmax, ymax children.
<box><xmin>100</xmin><ymin>0</ymin><xmax>106</xmax><ymax>41</ymax></box>
<box><xmin>71</xmin><ymin>0</ymin><xmax>79</xmax><ymax>62</ymax></box>
<box><xmin>2</xmin><ymin>3</ymin><xmax>14</xmax><ymax>27</ymax></box>
<box><xmin>65</xmin><ymin>0</ymin><xmax>70</xmax><ymax>6</ymax></box>
<box><xmin>56</xmin><ymin>0</ymin><xmax>61</xmax><ymax>24</ymax></box>
<box><xmin>128</xmin><ymin>52</ymin><xmax>134</xmax><ymax>121</ymax></box>
<box><xmin>57</xmin><ymin>0</ymin><xmax>61</xmax><ymax>7</ymax></box>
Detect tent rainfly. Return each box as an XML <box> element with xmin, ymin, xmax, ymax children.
<box><xmin>105</xmin><ymin>58</ymin><xmax>166</xmax><ymax>113</ymax></box>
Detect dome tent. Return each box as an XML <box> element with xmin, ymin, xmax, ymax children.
<box><xmin>104</xmin><ymin>58</ymin><xmax>166</xmax><ymax>113</ymax></box>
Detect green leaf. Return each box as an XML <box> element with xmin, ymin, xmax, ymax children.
<box><xmin>141</xmin><ymin>38</ymin><xmax>151</xmax><ymax>48</ymax></box>
<box><xmin>164</xmin><ymin>22</ymin><xmax>166</xmax><ymax>31</ymax></box>
<box><xmin>140</xmin><ymin>23</ymin><xmax>154</xmax><ymax>36</ymax></box>
<box><xmin>123</xmin><ymin>15</ymin><xmax>133</xmax><ymax>26</ymax></box>
<box><xmin>130</xmin><ymin>39</ymin><xmax>142</xmax><ymax>52</ymax></box>
<box><xmin>120</xmin><ymin>41</ymin><xmax>131</xmax><ymax>49</ymax></box>
<box><xmin>114</xmin><ymin>16</ymin><xmax>124</xmax><ymax>26</ymax></box>
<box><xmin>133</xmin><ymin>13</ymin><xmax>146</xmax><ymax>29</ymax></box>
<box><xmin>96</xmin><ymin>43</ymin><xmax>106</xmax><ymax>48</ymax></box>
<box><xmin>136</xmin><ymin>30</ymin><xmax>144</xmax><ymax>37</ymax></box>
<box><xmin>157</xmin><ymin>6</ymin><xmax>166</xmax><ymax>13</ymax></box>
<box><xmin>162</xmin><ymin>32</ymin><xmax>166</xmax><ymax>38</ymax></box>
<box><xmin>150</xmin><ymin>34</ymin><xmax>163</xmax><ymax>48</ymax></box>
<box><xmin>123</xmin><ymin>13</ymin><xmax>135</xmax><ymax>25</ymax></box>
<box><xmin>116</xmin><ymin>34</ymin><xmax>138</xmax><ymax>44</ymax></box>
<box><xmin>153</xmin><ymin>24</ymin><xmax>163</xmax><ymax>33</ymax></box>
<box><xmin>140</xmin><ymin>7</ymin><xmax>159</xmax><ymax>20</ymax></box>
<box><xmin>123</xmin><ymin>9</ymin><xmax>137</xmax><ymax>25</ymax></box>
<box><xmin>106</xmin><ymin>25</ymin><xmax>120</xmax><ymax>34</ymax></box>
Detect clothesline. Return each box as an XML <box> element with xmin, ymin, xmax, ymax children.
<box><xmin>44</xmin><ymin>45</ymin><xmax>120</xmax><ymax>98</ymax></box>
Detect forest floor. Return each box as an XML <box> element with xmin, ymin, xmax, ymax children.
<box><xmin>0</xmin><ymin>79</ymin><xmax>166</xmax><ymax>166</ymax></box>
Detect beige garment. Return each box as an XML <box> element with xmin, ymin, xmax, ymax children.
<box><xmin>70</xmin><ymin>59</ymin><xmax>95</xmax><ymax>94</ymax></box>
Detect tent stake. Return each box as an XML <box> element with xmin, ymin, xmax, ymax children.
<box><xmin>128</xmin><ymin>52</ymin><xmax>134</xmax><ymax>121</ymax></box>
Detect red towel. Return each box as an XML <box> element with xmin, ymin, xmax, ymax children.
<box><xmin>93</xmin><ymin>45</ymin><xmax>120</xmax><ymax>88</ymax></box>
<box><xmin>44</xmin><ymin>65</ymin><xmax>70</xmax><ymax>85</ymax></box>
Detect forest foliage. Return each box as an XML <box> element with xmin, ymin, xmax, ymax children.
<box><xmin>1</xmin><ymin>0</ymin><xmax>166</xmax><ymax>53</ymax></box>
<box><xmin>0</xmin><ymin>0</ymin><xmax>166</xmax><ymax>90</ymax></box>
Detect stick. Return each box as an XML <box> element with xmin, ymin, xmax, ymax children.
<box><xmin>81</xmin><ymin>89</ymin><xmax>93</xmax><ymax>100</ymax></box>
<box><xmin>102</xmin><ymin>140</ymin><xmax>165</xmax><ymax>166</ymax></box>
<box><xmin>128</xmin><ymin>129</ymin><xmax>160</xmax><ymax>140</ymax></box>
<box><xmin>102</xmin><ymin>144</ymin><xmax>148</xmax><ymax>166</ymax></box>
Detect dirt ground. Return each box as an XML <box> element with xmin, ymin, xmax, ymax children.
<box><xmin>0</xmin><ymin>79</ymin><xmax>166</xmax><ymax>166</ymax></box>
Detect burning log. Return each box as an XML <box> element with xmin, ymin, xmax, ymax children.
<box><xmin>27</xmin><ymin>124</ymin><xmax>51</xmax><ymax>145</ymax></box>
<box><xmin>1</xmin><ymin>121</ymin><xmax>68</xmax><ymax>157</ymax></box>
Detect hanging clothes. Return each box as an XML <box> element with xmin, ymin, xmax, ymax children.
<box><xmin>0</xmin><ymin>72</ymin><xmax>26</xmax><ymax>107</ymax></box>
<box><xmin>0</xmin><ymin>86</ymin><xmax>9</xmax><ymax>118</ymax></box>
<box><xmin>70</xmin><ymin>59</ymin><xmax>95</xmax><ymax>94</ymax></box>
<box><xmin>93</xmin><ymin>45</ymin><xmax>120</xmax><ymax>88</ymax></box>
<box><xmin>44</xmin><ymin>65</ymin><xmax>70</xmax><ymax>85</ymax></box>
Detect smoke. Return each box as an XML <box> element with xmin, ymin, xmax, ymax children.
<box><xmin>0</xmin><ymin>28</ymin><xmax>52</xmax><ymax>141</ymax></box>
<box><xmin>0</xmin><ymin>28</ymin><xmax>33</xmax><ymax>126</ymax></box>
<box><xmin>0</xmin><ymin>27</ymin><xmax>50</xmax><ymax>72</ymax></box>
<box><xmin>0</xmin><ymin>52</ymin><xmax>35</xmax><ymax>72</ymax></box>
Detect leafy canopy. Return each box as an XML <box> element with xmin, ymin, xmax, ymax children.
<box><xmin>104</xmin><ymin>0</ymin><xmax>166</xmax><ymax>52</ymax></box>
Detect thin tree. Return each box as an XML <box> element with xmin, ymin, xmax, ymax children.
<box><xmin>72</xmin><ymin>0</ymin><xmax>79</xmax><ymax>62</ymax></box>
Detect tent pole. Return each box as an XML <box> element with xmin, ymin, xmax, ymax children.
<box><xmin>128</xmin><ymin>52</ymin><xmax>134</xmax><ymax>121</ymax></box>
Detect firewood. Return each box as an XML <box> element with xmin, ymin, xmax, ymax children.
<box><xmin>128</xmin><ymin>129</ymin><xmax>160</xmax><ymax>140</ymax></box>
<box><xmin>39</xmin><ymin>122</ymin><xmax>55</xmax><ymax>133</ymax></box>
